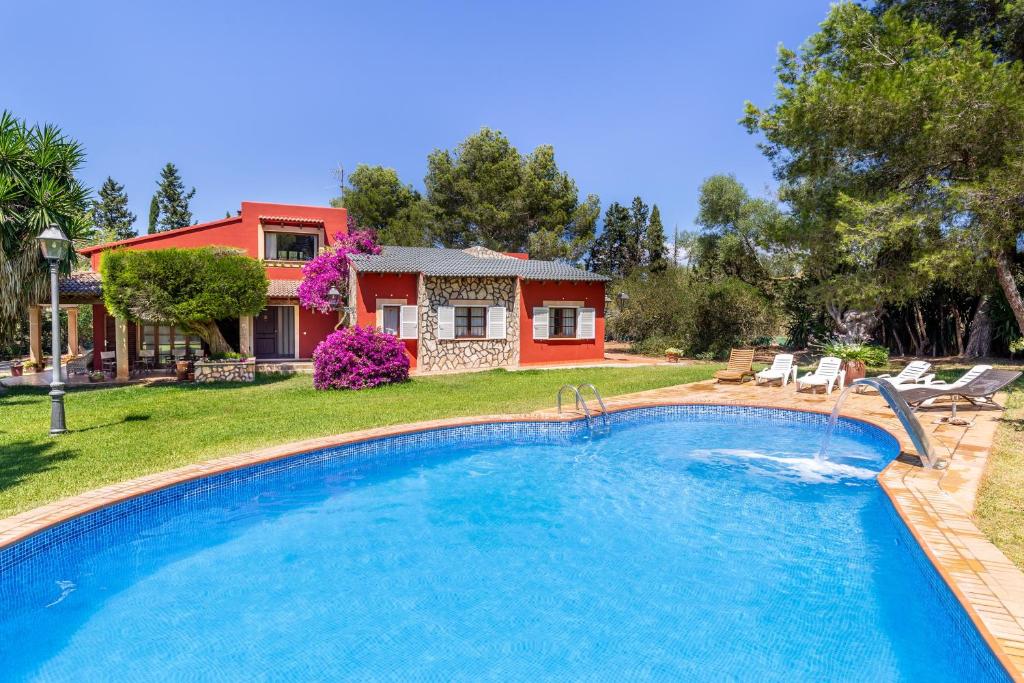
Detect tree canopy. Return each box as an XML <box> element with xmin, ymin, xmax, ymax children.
<box><xmin>743</xmin><ymin>3</ymin><xmax>1024</xmax><ymax>340</ymax></box>
<box><xmin>0</xmin><ymin>110</ymin><xmax>92</xmax><ymax>346</ymax></box>
<box><xmin>334</xmin><ymin>165</ymin><xmax>433</xmax><ymax>246</ymax></box>
<box><xmin>101</xmin><ymin>246</ymin><xmax>268</xmax><ymax>355</ymax></box>
<box><xmin>91</xmin><ymin>176</ymin><xmax>136</xmax><ymax>243</ymax></box>
<box><xmin>424</xmin><ymin>128</ymin><xmax>597</xmax><ymax>257</ymax></box>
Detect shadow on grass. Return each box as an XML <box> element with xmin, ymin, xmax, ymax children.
<box><xmin>72</xmin><ymin>413</ymin><xmax>151</xmax><ymax>433</ymax></box>
<box><xmin>0</xmin><ymin>440</ymin><xmax>76</xmax><ymax>494</ymax></box>
<box><xmin>997</xmin><ymin>416</ymin><xmax>1024</xmax><ymax>432</ymax></box>
<box><xmin>139</xmin><ymin>372</ymin><xmax>298</xmax><ymax>392</ymax></box>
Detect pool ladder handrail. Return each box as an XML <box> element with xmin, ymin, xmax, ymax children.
<box><xmin>556</xmin><ymin>383</ymin><xmax>609</xmax><ymax>433</ymax></box>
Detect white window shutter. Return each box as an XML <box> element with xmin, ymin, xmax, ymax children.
<box><xmin>577</xmin><ymin>307</ymin><xmax>596</xmax><ymax>339</ymax></box>
<box><xmin>486</xmin><ymin>306</ymin><xmax>507</xmax><ymax>340</ymax></box>
<box><xmin>437</xmin><ymin>306</ymin><xmax>455</xmax><ymax>340</ymax></box>
<box><xmin>532</xmin><ymin>307</ymin><xmax>549</xmax><ymax>340</ymax></box>
<box><xmin>399</xmin><ymin>305</ymin><xmax>418</xmax><ymax>340</ymax></box>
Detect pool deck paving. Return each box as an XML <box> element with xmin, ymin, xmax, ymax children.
<box><xmin>0</xmin><ymin>378</ymin><xmax>1021</xmax><ymax>679</ymax></box>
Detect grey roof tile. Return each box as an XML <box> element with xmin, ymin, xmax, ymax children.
<box><xmin>350</xmin><ymin>246</ymin><xmax>608</xmax><ymax>282</ymax></box>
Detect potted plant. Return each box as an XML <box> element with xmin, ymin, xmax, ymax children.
<box><xmin>88</xmin><ymin>371</ymin><xmax>106</xmax><ymax>383</ymax></box>
<box><xmin>664</xmin><ymin>347</ymin><xmax>682</xmax><ymax>363</ymax></box>
<box><xmin>30</xmin><ymin>360</ymin><xmax>46</xmax><ymax>373</ymax></box>
<box><xmin>820</xmin><ymin>341</ymin><xmax>889</xmax><ymax>386</ymax></box>
<box><xmin>175</xmin><ymin>359</ymin><xmax>191</xmax><ymax>381</ymax></box>
<box><xmin>10</xmin><ymin>361</ymin><xmax>23</xmax><ymax>377</ymax></box>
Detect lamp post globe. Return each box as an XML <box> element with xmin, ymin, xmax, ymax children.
<box><xmin>36</xmin><ymin>224</ymin><xmax>70</xmax><ymax>435</ymax></box>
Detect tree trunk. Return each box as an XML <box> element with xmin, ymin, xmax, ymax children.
<box><xmin>964</xmin><ymin>295</ymin><xmax>992</xmax><ymax>358</ymax></box>
<box><xmin>995</xmin><ymin>248</ymin><xmax>1024</xmax><ymax>336</ymax></box>
<box><xmin>953</xmin><ymin>305</ymin><xmax>964</xmax><ymax>357</ymax></box>
<box><xmin>192</xmin><ymin>320</ymin><xmax>234</xmax><ymax>355</ymax></box>
<box><xmin>912</xmin><ymin>304</ymin><xmax>930</xmax><ymax>356</ymax></box>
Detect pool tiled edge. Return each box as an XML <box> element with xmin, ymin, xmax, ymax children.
<box><xmin>1</xmin><ymin>379</ymin><xmax>1021</xmax><ymax>680</ymax></box>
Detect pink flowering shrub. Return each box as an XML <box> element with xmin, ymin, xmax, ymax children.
<box><xmin>297</xmin><ymin>226</ymin><xmax>381</xmax><ymax>313</ymax></box>
<box><xmin>313</xmin><ymin>325</ymin><xmax>410</xmax><ymax>390</ymax></box>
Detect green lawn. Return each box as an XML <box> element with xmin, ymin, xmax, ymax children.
<box><xmin>976</xmin><ymin>388</ymin><xmax>1024</xmax><ymax>568</ymax></box>
<box><xmin>0</xmin><ymin>364</ymin><xmax>718</xmax><ymax>517</ymax></box>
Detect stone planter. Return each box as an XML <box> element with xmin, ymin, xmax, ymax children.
<box><xmin>665</xmin><ymin>352</ymin><xmax>681</xmax><ymax>363</ymax></box>
<box><xmin>843</xmin><ymin>360</ymin><xmax>866</xmax><ymax>386</ymax></box>
<box><xmin>193</xmin><ymin>358</ymin><xmax>255</xmax><ymax>383</ymax></box>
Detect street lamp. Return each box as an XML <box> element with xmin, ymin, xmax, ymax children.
<box><xmin>327</xmin><ymin>286</ymin><xmax>341</xmax><ymax>311</ymax></box>
<box><xmin>37</xmin><ymin>224</ymin><xmax>70</xmax><ymax>435</ymax></box>
<box><xmin>616</xmin><ymin>291</ymin><xmax>630</xmax><ymax>309</ymax></box>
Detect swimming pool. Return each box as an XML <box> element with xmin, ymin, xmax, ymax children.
<box><xmin>0</xmin><ymin>406</ymin><xmax>1008</xmax><ymax>681</ymax></box>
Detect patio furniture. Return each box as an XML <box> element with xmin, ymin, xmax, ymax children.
<box><xmin>135</xmin><ymin>349</ymin><xmax>156</xmax><ymax>374</ymax></box>
<box><xmin>877</xmin><ymin>360</ymin><xmax>933</xmax><ymax>388</ymax></box>
<box><xmin>899</xmin><ymin>370</ymin><xmax>1021</xmax><ymax>419</ymax></box>
<box><xmin>65</xmin><ymin>354</ymin><xmax>90</xmax><ymax>377</ymax></box>
<box><xmin>755</xmin><ymin>353</ymin><xmax>797</xmax><ymax>386</ymax></box>
<box><xmin>714</xmin><ymin>349</ymin><xmax>755</xmax><ymax>383</ymax></box>
<box><xmin>100</xmin><ymin>350</ymin><xmax>116</xmax><ymax>375</ymax></box>
<box><xmin>795</xmin><ymin>356</ymin><xmax>845</xmax><ymax>395</ymax></box>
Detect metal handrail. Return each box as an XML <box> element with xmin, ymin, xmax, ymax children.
<box><xmin>576</xmin><ymin>383</ymin><xmax>609</xmax><ymax>431</ymax></box>
<box><xmin>557</xmin><ymin>384</ymin><xmax>592</xmax><ymax>431</ymax></box>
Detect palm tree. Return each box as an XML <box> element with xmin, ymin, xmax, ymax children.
<box><xmin>0</xmin><ymin>111</ymin><xmax>92</xmax><ymax>347</ymax></box>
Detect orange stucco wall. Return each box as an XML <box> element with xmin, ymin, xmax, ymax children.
<box><xmin>299</xmin><ymin>308</ymin><xmax>341</xmax><ymax>359</ymax></box>
<box><xmin>354</xmin><ymin>272</ymin><xmax>419</xmax><ymax>367</ymax></box>
<box><xmin>518</xmin><ymin>280</ymin><xmax>606</xmax><ymax>364</ymax></box>
<box><xmin>84</xmin><ymin>201</ymin><xmax>347</xmax><ymax>277</ymax></box>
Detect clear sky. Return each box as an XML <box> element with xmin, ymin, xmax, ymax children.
<box><xmin>5</xmin><ymin>0</ymin><xmax>833</xmax><ymax>237</ymax></box>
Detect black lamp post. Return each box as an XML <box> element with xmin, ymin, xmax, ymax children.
<box><xmin>616</xmin><ymin>291</ymin><xmax>630</xmax><ymax>310</ymax></box>
<box><xmin>37</xmin><ymin>224</ymin><xmax>70</xmax><ymax>435</ymax></box>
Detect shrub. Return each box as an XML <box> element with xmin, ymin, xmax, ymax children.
<box><xmin>312</xmin><ymin>325</ymin><xmax>410</xmax><ymax>390</ymax></box>
<box><xmin>818</xmin><ymin>340</ymin><xmax>889</xmax><ymax>367</ymax></box>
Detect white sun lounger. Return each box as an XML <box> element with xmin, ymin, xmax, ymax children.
<box><xmin>755</xmin><ymin>353</ymin><xmax>797</xmax><ymax>386</ymax></box>
<box><xmin>796</xmin><ymin>356</ymin><xmax>845</xmax><ymax>395</ymax></box>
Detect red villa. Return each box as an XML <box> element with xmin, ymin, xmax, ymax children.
<box><xmin>41</xmin><ymin>201</ymin><xmax>608</xmax><ymax>379</ymax></box>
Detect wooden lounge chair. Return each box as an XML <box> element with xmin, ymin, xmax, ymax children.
<box><xmin>714</xmin><ymin>349</ymin><xmax>755</xmax><ymax>383</ymax></box>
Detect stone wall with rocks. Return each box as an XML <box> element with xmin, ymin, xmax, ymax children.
<box><xmin>417</xmin><ymin>276</ymin><xmax>520</xmax><ymax>373</ymax></box>
<box><xmin>194</xmin><ymin>359</ymin><xmax>256</xmax><ymax>383</ymax></box>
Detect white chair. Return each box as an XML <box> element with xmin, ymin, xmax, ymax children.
<box><xmin>796</xmin><ymin>356</ymin><xmax>845</xmax><ymax>395</ymax></box>
<box><xmin>135</xmin><ymin>349</ymin><xmax>156</xmax><ymax>374</ymax></box>
<box><xmin>919</xmin><ymin>364</ymin><xmax>993</xmax><ymax>389</ymax></box>
<box><xmin>870</xmin><ymin>360</ymin><xmax>933</xmax><ymax>390</ymax></box>
<box><xmin>909</xmin><ymin>364</ymin><xmax>993</xmax><ymax>405</ymax></box>
<box><xmin>171</xmin><ymin>348</ymin><xmax>187</xmax><ymax>361</ymax></box>
<box><xmin>755</xmin><ymin>353</ymin><xmax>797</xmax><ymax>386</ymax></box>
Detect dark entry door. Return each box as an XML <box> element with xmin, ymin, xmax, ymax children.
<box><xmin>254</xmin><ymin>307</ymin><xmax>278</xmax><ymax>357</ymax></box>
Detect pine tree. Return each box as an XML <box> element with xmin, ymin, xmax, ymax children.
<box><xmin>154</xmin><ymin>163</ymin><xmax>195</xmax><ymax>231</ymax></box>
<box><xmin>588</xmin><ymin>202</ymin><xmax>633</xmax><ymax>277</ymax></box>
<box><xmin>148</xmin><ymin>193</ymin><xmax>160</xmax><ymax>234</ymax></box>
<box><xmin>92</xmin><ymin>176</ymin><xmax>137</xmax><ymax>242</ymax></box>
<box><xmin>627</xmin><ymin>196</ymin><xmax>649</xmax><ymax>269</ymax></box>
<box><xmin>645</xmin><ymin>204</ymin><xmax>668</xmax><ymax>272</ymax></box>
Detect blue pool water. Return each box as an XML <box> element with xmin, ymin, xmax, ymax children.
<box><xmin>0</xmin><ymin>407</ymin><xmax>1007</xmax><ymax>681</ymax></box>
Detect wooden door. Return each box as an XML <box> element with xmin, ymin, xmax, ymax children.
<box><xmin>254</xmin><ymin>307</ymin><xmax>278</xmax><ymax>357</ymax></box>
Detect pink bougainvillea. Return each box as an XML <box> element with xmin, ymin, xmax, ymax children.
<box><xmin>297</xmin><ymin>225</ymin><xmax>381</xmax><ymax>314</ymax></box>
<box><xmin>312</xmin><ymin>325</ymin><xmax>410</xmax><ymax>390</ymax></box>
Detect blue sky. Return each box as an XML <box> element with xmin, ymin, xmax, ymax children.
<box><xmin>5</xmin><ymin>1</ymin><xmax>832</xmax><ymax>237</ymax></box>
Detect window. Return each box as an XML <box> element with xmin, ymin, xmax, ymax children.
<box><xmin>455</xmin><ymin>306</ymin><xmax>486</xmax><ymax>339</ymax></box>
<box><xmin>381</xmin><ymin>305</ymin><xmax>400</xmax><ymax>335</ymax></box>
<box><xmin>265</xmin><ymin>232</ymin><xmax>318</xmax><ymax>261</ymax></box>
<box><xmin>139</xmin><ymin>323</ymin><xmax>202</xmax><ymax>357</ymax></box>
<box><xmin>550</xmin><ymin>307</ymin><xmax>577</xmax><ymax>338</ymax></box>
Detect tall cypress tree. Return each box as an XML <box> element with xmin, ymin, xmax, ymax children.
<box><xmin>645</xmin><ymin>204</ymin><xmax>668</xmax><ymax>272</ymax></box>
<box><xmin>154</xmin><ymin>162</ymin><xmax>196</xmax><ymax>231</ymax></box>
<box><xmin>147</xmin><ymin>193</ymin><xmax>160</xmax><ymax>234</ymax></box>
<box><xmin>588</xmin><ymin>202</ymin><xmax>633</xmax><ymax>277</ymax></box>
<box><xmin>92</xmin><ymin>176</ymin><xmax>137</xmax><ymax>242</ymax></box>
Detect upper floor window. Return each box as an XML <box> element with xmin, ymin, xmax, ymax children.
<box><xmin>265</xmin><ymin>232</ymin><xmax>317</xmax><ymax>261</ymax></box>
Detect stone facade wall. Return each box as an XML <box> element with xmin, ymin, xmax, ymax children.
<box><xmin>194</xmin><ymin>359</ymin><xmax>256</xmax><ymax>383</ymax></box>
<box><xmin>417</xmin><ymin>276</ymin><xmax>520</xmax><ymax>373</ymax></box>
